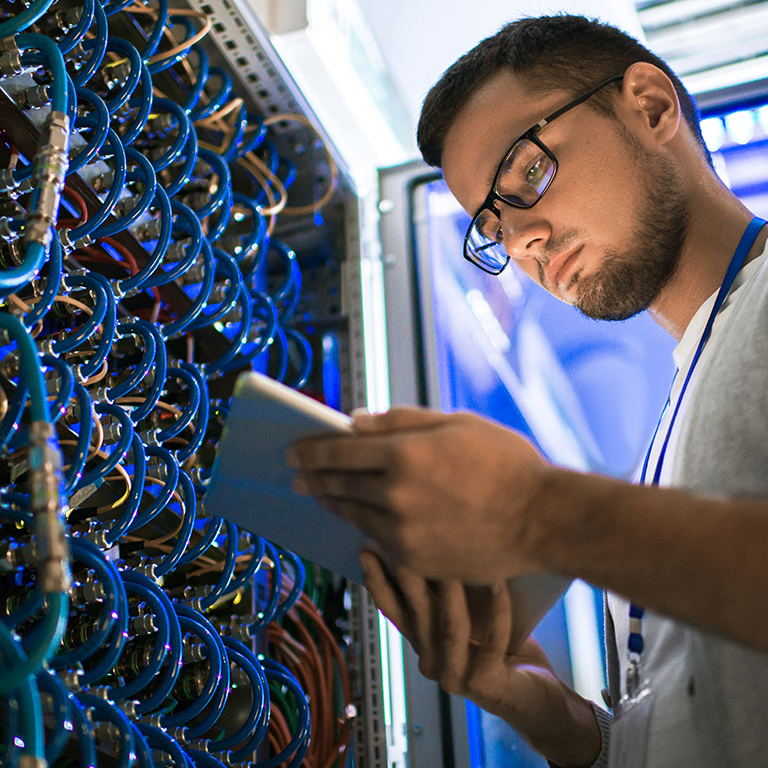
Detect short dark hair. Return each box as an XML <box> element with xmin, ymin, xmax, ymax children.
<box><xmin>417</xmin><ymin>15</ymin><xmax>709</xmax><ymax>168</ymax></box>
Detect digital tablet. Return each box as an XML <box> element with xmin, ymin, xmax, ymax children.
<box><xmin>206</xmin><ymin>371</ymin><xmax>569</xmax><ymax>648</ymax></box>
<box><xmin>205</xmin><ymin>371</ymin><xmax>368</xmax><ymax>582</ymax></box>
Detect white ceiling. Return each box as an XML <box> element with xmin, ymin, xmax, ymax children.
<box><xmin>354</xmin><ymin>0</ymin><xmax>644</xmax><ymax>128</ymax></box>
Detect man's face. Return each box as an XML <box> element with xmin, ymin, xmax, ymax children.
<box><xmin>442</xmin><ymin>69</ymin><xmax>689</xmax><ymax>321</ymax></box>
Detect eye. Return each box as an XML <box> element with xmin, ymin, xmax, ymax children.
<box><xmin>525</xmin><ymin>155</ymin><xmax>549</xmax><ymax>186</ymax></box>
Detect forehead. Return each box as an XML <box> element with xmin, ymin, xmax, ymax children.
<box><xmin>442</xmin><ymin>69</ymin><xmax>570</xmax><ymax>212</ymax></box>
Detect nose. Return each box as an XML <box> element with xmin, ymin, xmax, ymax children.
<box><xmin>498</xmin><ymin>202</ymin><xmax>551</xmax><ymax>262</ymax></box>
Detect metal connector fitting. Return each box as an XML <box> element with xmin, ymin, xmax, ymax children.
<box><xmin>25</xmin><ymin>112</ymin><xmax>70</xmax><ymax>248</ymax></box>
<box><xmin>29</xmin><ymin>421</ymin><xmax>71</xmax><ymax>594</ymax></box>
<box><xmin>0</xmin><ymin>170</ymin><xmax>18</xmax><ymax>193</ymax></box>
<box><xmin>0</xmin><ymin>38</ymin><xmax>22</xmax><ymax>78</ymax></box>
<box><xmin>17</xmin><ymin>85</ymin><xmax>51</xmax><ymax>111</ymax></box>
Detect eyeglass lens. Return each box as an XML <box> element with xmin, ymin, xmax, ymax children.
<box><xmin>466</xmin><ymin>138</ymin><xmax>555</xmax><ymax>273</ymax></box>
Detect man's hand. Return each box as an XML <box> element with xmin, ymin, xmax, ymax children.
<box><xmin>287</xmin><ymin>406</ymin><xmax>554</xmax><ymax>583</ymax></box>
<box><xmin>360</xmin><ymin>550</ymin><xmax>602</xmax><ymax>768</ymax></box>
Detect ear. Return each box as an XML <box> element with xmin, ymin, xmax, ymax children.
<box><xmin>619</xmin><ymin>61</ymin><xmax>681</xmax><ymax>147</ymax></box>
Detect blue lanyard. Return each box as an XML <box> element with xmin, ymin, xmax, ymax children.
<box><xmin>625</xmin><ymin>216</ymin><xmax>766</xmax><ymax>696</ymax></box>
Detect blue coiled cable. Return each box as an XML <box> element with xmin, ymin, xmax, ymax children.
<box><xmin>131</xmin><ymin>721</ymin><xmax>156</xmax><ymax>768</ymax></box>
<box><xmin>68</xmin><ymin>89</ymin><xmax>110</xmax><ymax>175</ymax></box>
<box><xmin>67</xmin><ymin>128</ymin><xmax>127</xmax><ymax>242</ymax></box>
<box><xmin>77</xmin><ymin>401</ymin><xmax>134</xmax><ymax>488</ymax></box>
<box><xmin>120</xmin><ymin>320</ymin><xmax>166</xmax><ymax>424</ymax></box>
<box><xmin>199</xmin><ymin>519</ymin><xmax>238</xmax><ymax>610</ymax></box>
<box><xmin>163</xmin><ymin>604</ymin><xmax>227</xmax><ymax>727</ymax></box>
<box><xmin>137</xmin><ymin>724</ymin><xmax>194</xmax><ymax>768</ymax></box>
<box><xmin>49</xmin><ymin>537</ymin><xmax>120</xmax><ymax>669</ymax></box>
<box><xmin>90</xmin><ymin>148</ymin><xmax>157</xmax><ymax>240</ymax></box>
<box><xmin>67</xmin><ymin>688</ymin><xmax>97</xmax><ymax>768</ymax></box>
<box><xmin>0</xmin><ymin>624</ymin><xmax>45</xmax><ymax>761</ymax></box>
<box><xmin>221</xmin><ymin>102</ymin><xmax>248</xmax><ymax>162</ymax></box>
<box><xmin>120</xmin><ymin>62</ymin><xmax>154</xmax><ymax>147</ymax></box>
<box><xmin>185</xmin><ymin>247</ymin><xmax>242</xmax><ymax>330</ymax></box>
<box><xmin>258</xmin><ymin>660</ymin><xmax>311</xmax><ymax>768</ymax></box>
<box><xmin>79</xmin><ymin>552</ymin><xmax>129</xmax><ymax>686</ymax></box>
<box><xmin>117</xmin><ymin>185</ymin><xmax>172</xmax><ymax>293</ymax></box>
<box><xmin>107</xmin><ymin>321</ymin><xmax>158</xmax><ymax>400</ymax></box>
<box><xmin>57</xmin><ymin>0</ymin><xmax>95</xmax><ymax>54</ymax></box>
<box><xmin>133</xmin><ymin>584</ymin><xmax>183</xmax><ymax>714</ymax></box>
<box><xmin>77</xmin><ymin>692</ymin><xmax>135</xmax><ymax>768</ymax></box>
<box><xmin>0</xmin><ymin>0</ymin><xmax>56</xmax><ymax>37</ymax></box>
<box><xmin>164</xmin><ymin>126</ymin><xmax>199</xmax><ymax>197</ymax></box>
<box><xmin>189</xmin><ymin>66</ymin><xmax>232</xmax><ymax>121</ymax></box>
<box><xmin>234</xmin><ymin>114</ymin><xmax>267</xmax><ymax>159</ymax></box>
<box><xmin>128</xmin><ymin>445</ymin><xmax>179</xmax><ymax>530</ymax></box>
<box><xmin>147</xmin><ymin>97</ymin><xmax>191</xmax><ymax>171</ymax></box>
<box><xmin>50</xmin><ymin>272</ymin><xmax>109</xmax><ymax>355</ymax></box>
<box><xmin>230</xmin><ymin>192</ymin><xmax>268</xmax><ymax>266</ymax></box>
<box><xmin>147</xmin><ymin>15</ymin><xmax>197</xmax><ymax>74</ymax></box>
<box><xmin>285</xmin><ymin>328</ymin><xmax>314</xmax><ymax>390</ymax></box>
<box><xmin>76</xmin><ymin>272</ymin><xmax>117</xmax><ymax>380</ymax></box>
<box><xmin>13</xmin><ymin>36</ymin><xmax>67</xmax><ymax>114</ymax></box>
<box><xmin>130</xmin><ymin>0</ymin><xmax>169</xmax><ymax>60</ymax></box>
<box><xmin>99</xmin><ymin>37</ymin><xmax>143</xmax><ymax>115</ymax></box>
<box><xmin>72</xmin><ymin>2</ymin><xmax>109</xmax><ymax>88</ymax></box>
<box><xmin>225</xmin><ymin>533</ymin><xmax>265</xmax><ymax>595</ymax></box>
<box><xmin>41</xmin><ymin>353</ymin><xmax>75</xmax><ymax>424</ymax></box>
<box><xmin>36</xmin><ymin>670</ymin><xmax>73</xmax><ymax>765</ymax></box>
<box><xmin>113</xmin><ymin>575</ymin><xmax>171</xmax><ymax>700</ymax></box>
<box><xmin>249</xmin><ymin>540</ymin><xmax>282</xmax><ymax>633</ymax></box>
<box><xmin>161</xmin><ymin>236</ymin><xmax>215</xmax><ymax>338</ymax></box>
<box><xmin>153</xmin><ymin>469</ymin><xmax>196</xmax><ymax>577</ymax></box>
<box><xmin>227</xmin><ymin>638</ymin><xmax>271</xmax><ymax>761</ymax></box>
<box><xmin>23</xmin><ymin>232</ymin><xmax>62</xmax><ymax>327</ymax></box>
<box><xmin>209</xmin><ymin>639</ymin><xmax>267</xmax><ymax>752</ymax></box>
<box><xmin>193</xmin><ymin>148</ymin><xmax>231</xmax><ymax>221</ymax></box>
<box><xmin>272</xmin><ymin>549</ymin><xmax>306</xmax><ymax>623</ymax></box>
<box><xmin>141</xmin><ymin>199</ymin><xmax>203</xmax><ymax>288</ymax></box>
<box><xmin>180</xmin><ymin>46</ymin><xmax>208</xmax><ymax>114</ymax></box>
<box><xmin>103</xmin><ymin>431</ymin><xmax>146</xmax><ymax>544</ymax></box>
<box><xmin>177</xmin><ymin>514</ymin><xmax>222</xmax><ymax>568</ymax></box>
<box><xmin>156</xmin><ymin>365</ymin><xmax>201</xmax><ymax>442</ymax></box>
<box><xmin>175</xmin><ymin>361</ymin><xmax>209</xmax><ymax>464</ymax></box>
<box><xmin>63</xmin><ymin>382</ymin><xmax>93</xmax><ymax>494</ymax></box>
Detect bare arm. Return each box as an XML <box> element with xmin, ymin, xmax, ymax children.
<box><xmin>289</xmin><ymin>407</ymin><xmax>768</xmax><ymax>652</ymax></box>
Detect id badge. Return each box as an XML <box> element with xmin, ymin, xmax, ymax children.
<box><xmin>606</xmin><ymin>687</ymin><xmax>655</xmax><ymax>768</ymax></box>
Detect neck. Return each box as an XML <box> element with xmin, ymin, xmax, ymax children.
<box><xmin>648</xmin><ymin>181</ymin><xmax>766</xmax><ymax>341</ymax></box>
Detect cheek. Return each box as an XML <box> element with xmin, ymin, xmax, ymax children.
<box><xmin>547</xmin><ymin>147</ymin><xmax>641</xmax><ymax>242</ymax></box>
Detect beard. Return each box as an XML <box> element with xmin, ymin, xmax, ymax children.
<box><xmin>570</xmin><ymin>144</ymin><xmax>689</xmax><ymax>322</ymax></box>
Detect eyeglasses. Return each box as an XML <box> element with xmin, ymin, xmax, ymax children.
<box><xmin>463</xmin><ymin>74</ymin><xmax>624</xmax><ymax>275</ymax></box>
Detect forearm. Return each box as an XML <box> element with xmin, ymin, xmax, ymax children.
<box><xmin>537</xmin><ymin>468</ymin><xmax>768</xmax><ymax>650</ymax></box>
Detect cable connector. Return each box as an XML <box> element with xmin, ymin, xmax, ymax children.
<box><xmin>29</xmin><ymin>421</ymin><xmax>72</xmax><ymax>594</ymax></box>
<box><xmin>25</xmin><ymin>111</ymin><xmax>70</xmax><ymax>248</ymax></box>
<box><xmin>17</xmin><ymin>84</ymin><xmax>51</xmax><ymax>110</ymax></box>
<box><xmin>0</xmin><ymin>38</ymin><xmax>22</xmax><ymax>78</ymax></box>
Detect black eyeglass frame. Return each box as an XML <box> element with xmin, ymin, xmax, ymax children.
<box><xmin>463</xmin><ymin>74</ymin><xmax>625</xmax><ymax>275</ymax></box>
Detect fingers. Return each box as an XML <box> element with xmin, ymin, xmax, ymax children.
<box><xmin>437</xmin><ymin>581</ymin><xmax>472</xmax><ymax>692</ymax></box>
<box><xmin>486</xmin><ymin>582</ymin><xmax>513</xmax><ymax>654</ymax></box>
<box><xmin>286</xmin><ymin>433</ymin><xmax>384</xmax><ymax>471</ymax></box>
<box><xmin>352</xmin><ymin>407</ymin><xmax>451</xmax><ymax>434</ymax></box>
<box><xmin>360</xmin><ymin>549</ymin><xmax>415</xmax><ymax>644</ymax></box>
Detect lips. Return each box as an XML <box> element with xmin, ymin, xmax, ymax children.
<box><xmin>544</xmin><ymin>245</ymin><xmax>583</xmax><ymax>290</ymax></box>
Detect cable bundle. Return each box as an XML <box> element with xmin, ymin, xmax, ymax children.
<box><xmin>0</xmin><ymin>2</ymin><xmax>350</xmax><ymax>767</ymax></box>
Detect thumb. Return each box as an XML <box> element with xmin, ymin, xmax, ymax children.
<box><xmin>352</xmin><ymin>406</ymin><xmax>450</xmax><ymax>434</ymax></box>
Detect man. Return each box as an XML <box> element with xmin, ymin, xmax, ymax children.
<box><xmin>287</xmin><ymin>15</ymin><xmax>768</xmax><ymax>767</ymax></box>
